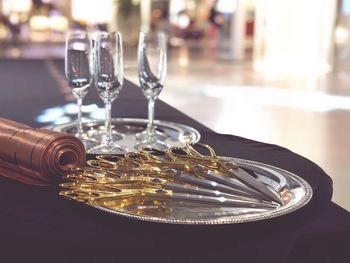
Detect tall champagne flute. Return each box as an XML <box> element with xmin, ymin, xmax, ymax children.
<box><xmin>89</xmin><ymin>32</ymin><xmax>124</xmax><ymax>143</ymax></box>
<box><xmin>136</xmin><ymin>31</ymin><xmax>167</xmax><ymax>150</ymax></box>
<box><xmin>90</xmin><ymin>32</ymin><xmax>126</xmax><ymax>154</ymax></box>
<box><xmin>65</xmin><ymin>30</ymin><xmax>95</xmax><ymax>149</ymax></box>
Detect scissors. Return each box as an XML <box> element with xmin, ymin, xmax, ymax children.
<box><xmin>122</xmin><ymin>150</ymin><xmax>264</xmax><ymax>199</ymax></box>
<box><xmin>167</xmin><ymin>144</ymin><xmax>282</xmax><ymax>205</ymax></box>
<box><xmin>64</xmin><ymin>169</ymin><xmax>274</xmax><ymax>206</ymax></box>
<box><xmin>124</xmin><ymin>149</ymin><xmax>185</xmax><ymax>171</ymax></box>
<box><xmin>59</xmin><ymin>187</ymin><xmax>158</xmax><ymax>203</ymax></box>
<box><xmin>65</xmin><ymin>167</ymin><xmax>136</xmax><ymax>183</ymax></box>
<box><xmin>87</xmin><ymin>155</ymin><xmax>151</xmax><ymax>172</ymax></box>
<box><xmin>84</xmin><ymin>150</ymin><xmax>271</xmax><ymax>201</ymax></box>
<box><xmin>60</xmin><ymin>180</ymin><xmax>277</xmax><ymax>209</ymax></box>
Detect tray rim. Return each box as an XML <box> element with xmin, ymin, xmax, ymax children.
<box><xmin>81</xmin><ymin>157</ymin><xmax>313</xmax><ymax>225</ymax></box>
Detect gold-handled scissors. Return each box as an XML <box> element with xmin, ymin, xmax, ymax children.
<box><xmin>87</xmin><ymin>155</ymin><xmax>146</xmax><ymax>171</ymax></box>
<box><xmin>60</xmin><ymin>187</ymin><xmax>165</xmax><ymax>203</ymax></box>
<box><xmin>61</xmin><ymin>172</ymin><xmax>269</xmax><ymax>204</ymax></box>
<box><xmin>65</xmin><ymin>163</ymin><xmax>262</xmax><ymax>202</ymax></box>
<box><xmin>60</xmin><ymin>181</ymin><xmax>277</xmax><ymax>209</ymax></box>
<box><xmin>75</xmin><ymin>149</ymin><xmax>271</xmax><ymax>201</ymax></box>
<box><xmin>131</xmin><ymin>148</ymin><xmax>264</xmax><ymax>199</ymax></box>
<box><xmin>65</xmin><ymin>167</ymin><xmax>127</xmax><ymax>183</ymax></box>
<box><xmin>167</xmin><ymin>143</ymin><xmax>282</xmax><ymax>204</ymax></box>
<box><xmin>124</xmin><ymin>149</ymin><xmax>185</xmax><ymax>171</ymax></box>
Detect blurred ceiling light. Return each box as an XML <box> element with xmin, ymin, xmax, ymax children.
<box><xmin>335</xmin><ymin>25</ymin><xmax>349</xmax><ymax>45</ymax></box>
<box><xmin>187</xmin><ymin>0</ymin><xmax>196</xmax><ymax>10</ymax></box>
<box><xmin>169</xmin><ymin>0</ymin><xmax>186</xmax><ymax>25</ymax></box>
<box><xmin>254</xmin><ymin>0</ymin><xmax>336</xmax><ymax>76</ymax></box>
<box><xmin>29</xmin><ymin>16</ymin><xmax>49</xmax><ymax>31</ymax></box>
<box><xmin>178</xmin><ymin>47</ymin><xmax>189</xmax><ymax>67</ymax></box>
<box><xmin>9</xmin><ymin>14</ymin><xmax>20</xmax><ymax>24</ymax></box>
<box><xmin>0</xmin><ymin>24</ymin><xmax>9</xmax><ymax>40</ymax></box>
<box><xmin>178</xmin><ymin>56</ymin><xmax>189</xmax><ymax>67</ymax></box>
<box><xmin>169</xmin><ymin>0</ymin><xmax>191</xmax><ymax>29</ymax></box>
<box><xmin>48</xmin><ymin>16</ymin><xmax>69</xmax><ymax>32</ymax></box>
<box><xmin>216</xmin><ymin>0</ymin><xmax>237</xmax><ymax>13</ymax></box>
<box><xmin>72</xmin><ymin>0</ymin><xmax>113</xmax><ymax>24</ymax></box>
<box><xmin>169</xmin><ymin>37</ymin><xmax>184</xmax><ymax>47</ymax></box>
<box><xmin>177</xmin><ymin>14</ymin><xmax>191</xmax><ymax>29</ymax></box>
<box><xmin>2</xmin><ymin>0</ymin><xmax>32</xmax><ymax>15</ymax></box>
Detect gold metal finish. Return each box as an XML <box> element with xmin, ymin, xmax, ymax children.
<box><xmin>58</xmin><ymin>143</ymin><xmax>314</xmax><ymax>224</ymax></box>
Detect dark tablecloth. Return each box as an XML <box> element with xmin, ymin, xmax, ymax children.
<box><xmin>0</xmin><ymin>59</ymin><xmax>349</xmax><ymax>263</ymax></box>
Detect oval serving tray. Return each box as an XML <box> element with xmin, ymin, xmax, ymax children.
<box><xmin>47</xmin><ymin>118</ymin><xmax>200</xmax><ymax>153</ymax></box>
<box><xmin>84</xmin><ymin>157</ymin><xmax>313</xmax><ymax>225</ymax></box>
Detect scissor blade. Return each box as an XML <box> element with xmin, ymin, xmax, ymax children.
<box><xmin>174</xmin><ymin>173</ymin><xmax>257</xmax><ymax>199</ymax></box>
<box><xmin>190</xmin><ymin>165</ymin><xmax>265</xmax><ymax>198</ymax></box>
<box><xmin>163</xmin><ymin>182</ymin><xmax>264</xmax><ymax>202</ymax></box>
<box><xmin>191</xmin><ymin>164</ymin><xmax>282</xmax><ymax>204</ymax></box>
<box><xmin>201</xmin><ymin>169</ymin><xmax>267</xmax><ymax>199</ymax></box>
<box><xmin>225</xmin><ymin>167</ymin><xmax>283</xmax><ymax>205</ymax></box>
<box><xmin>171</xmin><ymin>193</ymin><xmax>278</xmax><ymax>209</ymax></box>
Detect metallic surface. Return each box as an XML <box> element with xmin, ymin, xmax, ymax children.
<box><xmin>61</xmin><ymin>156</ymin><xmax>312</xmax><ymax>225</ymax></box>
<box><xmin>167</xmin><ymin>144</ymin><xmax>282</xmax><ymax>204</ymax></box>
<box><xmin>47</xmin><ymin>118</ymin><xmax>200</xmax><ymax>153</ymax></box>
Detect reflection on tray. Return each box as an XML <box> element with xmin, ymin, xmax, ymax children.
<box><xmin>47</xmin><ymin>118</ymin><xmax>201</xmax><ymax>153</ymax></box>
<box><xmin>59</xmin><ymin>144</ymin><xmax>312</xmax><ymax>225</ymax></box>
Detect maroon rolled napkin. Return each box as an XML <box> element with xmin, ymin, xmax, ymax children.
<box><xmin>0</xmin><ymin>118</ymin><xmax>86</xmax><ymax>186</ymax></box>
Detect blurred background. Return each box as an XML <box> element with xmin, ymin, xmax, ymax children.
<box><xmin>0</xmin><ymin>0</ymin><xmax>349</xmax><ymax>211</ymax></box>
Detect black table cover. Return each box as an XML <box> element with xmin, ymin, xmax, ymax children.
<box><xmin>0</xmin><ymin>59</ymin><xmax>349</xmax><ymax>263</ymax></box>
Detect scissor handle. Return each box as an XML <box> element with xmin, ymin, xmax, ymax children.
<box><xmin>59</xmin><ymin>190</ymin><xmax>101</xmax><ymax>202</ymax></box>
<box><xmin>90</xmin><ymin>194</ymin><xmax>170</xmax><ymax>212</ymax></box>
<box><xmin>125</xmin><ymin>151</ymin><xmax>153</xmax><ymax>164</ymax></box>
<box><xmin>167</xmin><ymin>146</ymin><xmax>189</xmax><ymax>160</ymax></box>
<box><xmin>87</xmin><ymin>159</ymin><xmax>118</xmax><ymax>170</ymax></box>
<box><xmin>59</xmin><ymin>189</ymin><xmax>127</xmax><ymax>202</ymax></box>
<box><xmin>67</xmin><ymin>167</ymin><xmax>126</xmax><ymax>180</ymax></box>
<box><xmin>96</xmin><ymin>155</ymin><xmax>124</xmax><ymax>165</ymax></box>
<box><xmin>167</xmin><ymin>145</ymin><xmax>218</xmax><ymax>170</ymax></box>
<box><xmin>139</xmin><ymin>148</ymin><xmax>168</xmax><ymax>161</ymax></box>
<box><xmin>185</xmin><ymin>143</ymin><xmax>218</xmax><ymax>158</ymax></box>
<box><xmin>60</xmin><ymin>184</ymin><xmax>139</xmax><ymax>200</ymax></box>
<box><xmin>60</xmin><ymin>185</ymin><xmax>172</xmax><ymax>203</ymax></box>
<box><xmin>65</xmin><ymin>170</ymin><xmax>109</xmax><ymax>182</ymax></box>
<box><xmin>125</xmin><ymin>150</ymin><xmax>185</xmax><ymax>173</ymax></box>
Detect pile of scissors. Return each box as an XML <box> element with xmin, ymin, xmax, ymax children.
<box><xmin>60</xmin><ymin>143</ymin><xmax>283</xmax><ymax>211</ymax></box>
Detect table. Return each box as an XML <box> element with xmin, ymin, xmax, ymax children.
<box><xmin>0</xmin><ymin>59</ymin><xmax>349</xmax><ymax>263</ymax></box>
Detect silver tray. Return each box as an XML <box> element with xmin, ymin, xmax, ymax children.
<box><xmin>86</xmin><ymin>157</ymin><xmax>313</xmax><ymax>225</ymax></box>
<box><xmin>47</xmin><ymin>118</ymin><xmax>200</xmax><ymax>153</ymax></box>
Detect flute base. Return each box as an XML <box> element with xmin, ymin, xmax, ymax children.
<box><xmin>135</xmin><ymin>129</ymin><xmax>167</xmax><ymax>141</ymax></box>
<box><xmin>46</xmin><ymin>118</ymin><xmax>200</xmax><ymax>154</ymax></box>
<box><xmin>75</xmin><ymin>133</ymin><xmax>97</xmax><ymax>150</ymax></box>
<box><xmin>89</xmin><ymin>142</ymin><xmax>127</xmax><ymax>155</ymax></box>
<box><xmin>135</xmin><ymin>138</ymin><xmax>169</xmax><ymax>151</ymax></box>
<box><xmin>89</xmin><ymin>129</ymin><xmax>124</xmax><ymax>142</ymax></box>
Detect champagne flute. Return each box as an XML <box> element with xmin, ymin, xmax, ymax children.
<box><xmin>65</xmin><ymin>30</ymin><xmax>95</xmax><ymax>149</ymax></box>
<box><xmin>136</xmin><ymin>31</ymin><xmax>168</xmax><ymax>150</ymax></box>
<box><xmin>90</xmin><ymin>32</ymin><xmax>126</xmax><ymax>154</ymax></box>
<box><xmin>89</xmin><ymin>32</ymin><xmax>124</xmax><ymax>143</ymax></box>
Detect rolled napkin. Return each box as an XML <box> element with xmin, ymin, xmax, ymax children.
<box><xmin>0</xmin><ymin>118</ymin><xmax>86</xmax><ymax>186</ymax></box>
